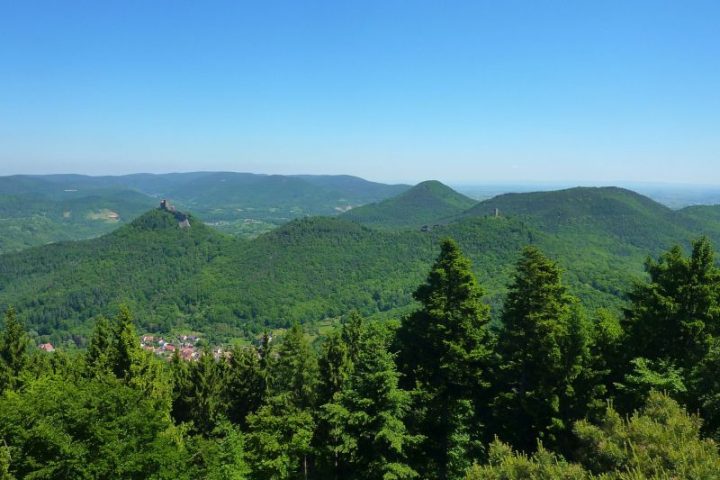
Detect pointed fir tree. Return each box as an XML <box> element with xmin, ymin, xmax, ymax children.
<box><xmin>269</xmin><ymin>322</ymin><xmax>319</xmax><ymax>411</ymax></box>
<box><xmin>492</xmin><ymin>246</ymin><xmax>590</xmax><ymax>452</ymax></box>
<box><xmin>110</xmin><ymin>305</ymin><xmax>142</xmax><ymax>381</ymax></box>
<box><xmin>0</xmin><ymin>307</ymin><xmax>28</xmax><ymax>393</ymax></box>
<box><xmin>187</xmin><ymin>350</ymin><xmax>227</xmax><ymax>435</ymax></box>
<box><xmin>85</xmin><ymin>315</ymin><xmax>112</xmax><ymax>375</ymax></box>
<box><xmin>224</xmin><ymin>345</ymin><xmax>267</xmax><ymax>428</ymax></box>
<box><xmin>246</xmin><ymin>323</ymin><xmax>319</xmax><ymax>480</ymax></box>
<box><xmin>314</xmin><ymin>315</ymin><xmax>361</xmax><ymax>479</ymax></box>
<box><xmin>320</xmin><ymin>323</ymin><xmax>417</xmax><ymax>480</ymax></box>
<box><xmin>624</xmin><ymin>236</ymin><xmax>720</xmax><ymax>371</ymax></box>
<box><xmin>317</xmin><ymin>312</ymin><xmax>364</xmax><ymax>408</ymax></box>
<box><xmin>395</xmin><ymin>238</ymin><xmax>493</xmax><ymax>479</ymax></box>
<box><xmin>170</xmin><ymin>348</ymin><xmax>194</xmax><ymax>425</ymax></box>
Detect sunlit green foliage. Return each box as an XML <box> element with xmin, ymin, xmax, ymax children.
<box><xmin>342</xmin><ymin>180</ymin><xmax>476</xmax><ymax>229</ymax></box>
<box><xmin>493</xmin><ymin>247</ymin><xmax>591</xmax><ymax>452</ymax></box>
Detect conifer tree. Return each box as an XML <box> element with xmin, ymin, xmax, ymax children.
<box><xmin>0</xmin><ymin>307</ymin><xmax>28</xmax><ymax>393</ymax></box>
<box><xmin>624</xmin><ymin>237</ymin><xmax>720</xmax><ymax>370</ymax></box>
<box><xmin>493</xmin><ymin>246</ymin><xmax>589</xmax><ymax>452</ymax></box>
<box><xmin>170</xmin><ymin>348</ymin><xmax>194</xmax><ymax>425</ymax></box>
<box><xmin>314</xmin><ymin>315</ymin><xmax>361</xmax><ymax>479</ymax></box>
<box><xmin>321</xmin><ymin>324</ymin><xmax>417</xmax><ymax>480</ymax></box>
<box><xmin>225</xmin><ymin>345</ymin><xmax>267</xmax><ymax>427</ymax></box>
<box><xmin>85</xmin><ymin>315</ymin><xmax>112</xmax><ymax>374</ymax></box>
<box><xmin>110</xmin><ymin>305</ymin><xmax>142</xmax><ymax>381</ymax></box>
<box><xmin>188</xmin><ymin>350</ymin><xmax>227</xmax><ymax>435</ymax></box>
<box><xmin>317</xmin><ymin>332</ymin><xmax>351</xmax><ymax>409</ymax></box>
<box><xmin>317</xmin><ymin>312</ymin><xmax>363</xmax><ymax>408</ymax></box>
<box><xmin>246</xmin><ymin>323</ymin><xmax>319</xmax><ymax>479</ymax></box>
<box><xmin>396</xmin><ymin>239</ymin><xmax>493</xmax><ymax>479</ymax></box>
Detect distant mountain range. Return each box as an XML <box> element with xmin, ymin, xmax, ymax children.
<box><xmin>0</xmin><ymin>172</ymin><xmax>409</xmax><ymax>253</ymax></box>
<box><xmin>3</xmin><ymin>180</ymin><xmax>720</xmax><ymax>347</ymax></box>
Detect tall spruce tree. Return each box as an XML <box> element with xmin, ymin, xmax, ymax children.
<box><xmin>396</xmin><ymin>239</ymin><xmax>493</xmax><ymax>479</ymax></box>
<box><xmin>0</xmin><ymin>307</ymin><xmax>28</xmax><ymax>393</ymax></box>
<box><xmin>170</xmin><ymin>348</ymin><xmax>194</xmax><ymax>425</ymax></box>
<box><xmin>492</xmin><ymin>246</ymin><xmax>590</xmax><ymax>452</ymax></box>
<box><xmin>317</xmin><ymin>315</ymin><xmax>417</xmax><ymax>480</ymax></box>
<box><xmin>85</xmin><ymin>315</ymin><xmax>112</xmax><ymax>375</ymax></box>
<box><xmin>321</xmin><ymin>324</ymin><xmax>417</xmax><ymax>480</ymax></box>
<box><xmin>314</xmin><ymin>313</ymin><xmax>365</xmax><ymax>479</ymax></box>
<box><xmin>246</xmin><ymin>323</ymin><xmax>319</xmax><ymax>480</ymax></box>
<box><xmin>624</xmin><ymin>236</ymin><xmax>720</xmax><ymax>370</ymax></box>
<box><xmin>110</xmin><ymin>305</ymin><xmax>142</xmax><ymax>381</ymax></box>
<box><xmin>225</xmin><ymin>345</ymin><xmax>267</xmax><ymax>428</ymax></box>
<box><xmin>187</xmin><ymin>351</ymin><xmax>227</xmax><ymax>435</ymax></box>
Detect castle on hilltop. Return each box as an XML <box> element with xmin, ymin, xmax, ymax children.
<box><xmin>160</xmin><ymin>199</ymin><xmax>177</xmax><ymax>213</ymax></box>
<box><xmin>160</xmin><ymin>199</ymin><xmax>190</xmax><ymax>229</ymax></box>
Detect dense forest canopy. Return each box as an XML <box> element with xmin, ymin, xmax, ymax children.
<box><xmin>2</xmin><ymin>183</ymin><xmax>720</xmax><ymax>347</ymax></box>
<box><xmin>2</xmin><ymin>236</ymin><xmax>720</xmax><ymax>478</ymax></box>
<box><xmin>0</xmin><ymin>173</ymin><xmax>410</xmax><ymax>250</ymax></box>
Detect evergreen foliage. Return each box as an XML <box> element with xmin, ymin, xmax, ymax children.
<box><xmin>4</xmin><ymin>227</ymin><xmax>720</xmax><ymax>477</ymax></box>
<box><xmin>396</xmin><ymin>239</ymin><xmax>493</xmax><ymax>479</ymax></box>
<box><xmin>318</xmin><ymin>320</ymin><xmax>417</xmax><ymax>480</ymax></box>
<box><xmin>342</xmin><ymin>180</ymin><xmax>476</xmax><ymax>229</ymax></box>
<box><xmin>0</xmin><ymin>308</ymin><xmax>28</xmax><ymax>393</ymax></box>
<box><xmin>493</xmin><ymin>246</ymin><xmax>591</xmax><ymax>452</ymax></box>
<box><xmin>246</xmin><ymin>324</ymin><xmax>319</xmax><ymax>479</ymax></box>
<box><xmin>623</xmin><ymin>236</ymin><xmax>720</xmax><ymax>369</ymax></box>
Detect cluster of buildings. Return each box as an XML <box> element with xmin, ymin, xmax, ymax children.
<box><xmin>36</xmin><ymin>334</ymin><xmax>228</xmax><ymax>362</ymax></box>
<box><xmin>140</xmin><ymin>334</ymin><xmax>201</xmax><ymax>361</ymax></box>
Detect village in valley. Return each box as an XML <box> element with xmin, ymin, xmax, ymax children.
<box><xmin>139</xmin><ymin>334</ymin><xmax>228</xmax><ymax>361</ymax></box>
<box><xmin>35</xmin><ymin>334</ymin><xmax>229</xmax><ymax>362</ymax></box>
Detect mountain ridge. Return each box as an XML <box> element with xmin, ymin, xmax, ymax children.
<box><xmin>3</xmin><ymin>185</ymin><xmax>720</xmax><ymax>346</ymax></box>
<box><xmin>342</xmin><ymin>180</ymin><xmax>477</xmax><ymax>228</ymax></box>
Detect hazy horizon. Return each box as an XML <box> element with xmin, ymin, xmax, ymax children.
<box><xmin>4</xmin><ymin>170</ymin><xmax>720</xmax><ymax>190</ymax></box>
<box><xmin>2</xmin><ymin>1</ymin><xmax>719</xmax><ymax>184</ymax></box>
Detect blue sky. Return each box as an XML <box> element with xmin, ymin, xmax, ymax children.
<box><xmin>1</xmin><ymin>0</ymin><xmax>718</xmax><ymax>184</ymax></box>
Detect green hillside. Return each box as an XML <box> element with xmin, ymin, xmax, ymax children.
<box><xmin>0</xmin><ymin>188</ymin><xmax>156</xmax><ymax>254</ymax></box>
<box><xmin>0</xmin><ymin>212</ymin><xmax>530</xmax><ymax>343</ymax></box>
<box><xmin>679</xmin><ymin>204</ymin><xmax>720</xmax><ymax>229</ymax></box>
<box><xmin>0</xmin><ymin>173</ymin><xmax>410</xmax><ymax>245</ymax></box>
<box><xmin>163</xmin><ymin>172</ymin><xmax>411</xmax><ymax>236</ymax></box>
<box><xmin>0</xmin><ymin>207</ymin><xmax>231</xmax><ymax>342</ymax></box>
<box><xmin>3</xmin><ymin>186</ymin><xmax>720</xmax><ymax>347</ymax></box>
<box><xmin>342</xmin><ymin>180</ymin><xmax>477</xmax><ymax>228</ymax></box>
<box><xmin>462</xmin><ymin>186</ymin><xmax>710</xmax><ymax>250</ymax></box>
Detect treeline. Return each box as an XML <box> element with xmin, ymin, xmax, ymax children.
<box><xmin>2</xmin><ymin>237</ymin><xmax>720</xmax><ymax>478</ymax></box>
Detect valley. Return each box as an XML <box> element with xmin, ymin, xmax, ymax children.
<box><xmin>2</xmin><ymin>177</ymin><xmax>719</xmax><ymax>349</ymax></box>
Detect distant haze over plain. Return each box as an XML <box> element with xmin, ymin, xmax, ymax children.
<box><xmin>1</xmin><ymin>2</ymin><xmax>719</xmax><ymax>184</ymax></box>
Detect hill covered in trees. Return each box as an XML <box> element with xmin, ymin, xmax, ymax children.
<box><xmin>3</xmin><ymin>236</ymin><xmax>720</xmax><ymax>478</ymax></box>
<box><xmin>0</xmin><ymin>187</ymin><xmax>156</xmax><ymax>254</ymax></box>
<box><xmin>2</xmin><ymin>186</ymin><xmax>720</xmax><ymax>347</ymax></box>
<box><xmin>462</xmin><ymin>186</ymin><xmax>703</xmax><ymax>250</ymax></box>
<box><xmin>341</xmin><ymin>180</ymin><xmax>477</xmax><ymax>228</ymax></box>
<box><xmin>0</xmin><ymin>173</ymin><xmax>410</xmax><ymax>248</ymax></box>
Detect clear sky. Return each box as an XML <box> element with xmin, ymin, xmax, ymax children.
<box><xmin>1</xmin><ymin>1</ymin><xmax>718</xmax><ymax>184</ymax></box>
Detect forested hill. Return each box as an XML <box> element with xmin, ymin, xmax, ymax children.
<box><xmin>679</xmin><ymin>204</ymin><xmax>720</xmax><ymax>230</ymax></box>
<box><xmin>341</xmin><ymin>180</ymin><xmax>477</xmax><ymax>228</ymax></box>
<box><xmin>2</xmin><ymin>187</ymin><xmax>720</xmax><ymax>346</ymax></box>
<box><xmin>461</xmin><ymin>186</ymin><xmax>709</xmax><ymax>251</ymax></box>
<box><xmin>0</xmin><ymin>188</ymin><xmax>156</xmax><ymax>253</ymax></box>
<box><xmin>0</xmin><ymin>173</ymin><xmax>410</xmax><ymax>250</ymax></box>
<box><xmin>0</xmin><ymin>207</ymin><xmax>232</xmax><ymax>340</ymax></box>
